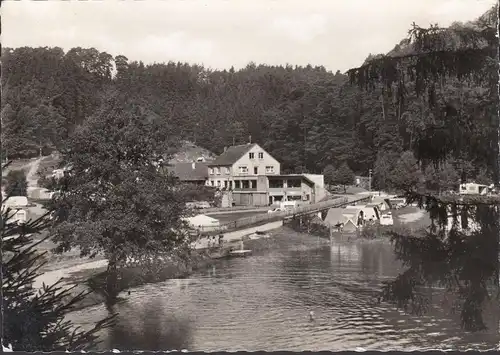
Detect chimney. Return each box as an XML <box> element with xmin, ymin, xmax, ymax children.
<box><xmin>224</xmin><ymin>146</ymin><xmax>228</xmax><ymax>152</ymax></box>
<box><xmin>248</xmin><ymin>135</ymin><xmax>252</xmax><ymax>144</ymax></box>
<box><xmin>192</xmin><ymin>162</ymin><xmax>195</xmax><ymax>170</ymax></box>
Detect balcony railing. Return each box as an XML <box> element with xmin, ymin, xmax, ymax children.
<box><xmin>233</xmin><ymin>187</ymin><xmax>257</xmax><ymax>191</ymax></box>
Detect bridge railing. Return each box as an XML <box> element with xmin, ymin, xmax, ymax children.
<box><xmin>198</xmin><ymin>195</ymin><xmax>371</xmax><ymax>234</ymax></box>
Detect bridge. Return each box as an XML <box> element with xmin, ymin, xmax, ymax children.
<box><xmin>201</xmin><ymin>195</ymin><xmax>372</xmax><ymax>235</ymax></box>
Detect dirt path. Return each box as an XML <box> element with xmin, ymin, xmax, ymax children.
<box><xmin>26</xmin><ymin>157</ymin><xmax>42</xmax><ymax>188</ymax></box>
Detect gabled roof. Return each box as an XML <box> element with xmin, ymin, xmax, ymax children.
<box><xmin>324</xmin><ymin>208</ymin><xmax>358</xmax><ymax>226</ymax></box>
<box><xmin>168</xmin><ymin>162</ymin><xmax>208</xmax><ymax>181</ymax></box>
<box><xmin>208</xmin><ymin>143</ymin><xmax>256</xmax><ymax>166</ymax></box>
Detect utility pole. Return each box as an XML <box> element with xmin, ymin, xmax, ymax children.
<box><xmin>368</xmin><ymin>169</ymin><xmax>373</xmax><ymax>192</ymax></box>
<box><xmin>303</xmin><ymin>126</ymin><xmax>307</xmax><ymax>173</ymax></box>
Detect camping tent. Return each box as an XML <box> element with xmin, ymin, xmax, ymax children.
<box><xmin>2</xmin><ymin>196</ymin><xmax>29</xmax><ymax>208</ymax></box>
<box><xmin>353</xmin><ymin>204</ymin><xmax>380</xmax><ymax>222</ymax></box>
<box><xmin>370</xmin><ymin>196</ymin><xmax>391</xmax><ymax>211</ymax></box>
<box><xmin>184</xmin><ymin>214</ymin><xmax>220</xmax><ymax>231</ymax></box>
<box><xmin>324</xmin><ymin>208</ymin><xmax>358</xmax><ymax>232</ymax></box>
<box><xmin>1</xmin><ymin>196</ymin><xmax>30</xmax><ymax>224</ymax></box>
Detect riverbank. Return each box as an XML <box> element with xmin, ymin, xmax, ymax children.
<box><xmin>35</xmin><ymin>221</ymin><xmax>285</xmax><ymax>310</ymax></box>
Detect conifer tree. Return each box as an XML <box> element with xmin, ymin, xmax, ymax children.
<box><xmin>347</xmin><ymin>5</ymin><xmax>499</xmax><ymax>331</ymax></box>
<box><xmin>1</xmin><ymin>164</ymin><xmax>115</xmax><ymax>351</ymax></box>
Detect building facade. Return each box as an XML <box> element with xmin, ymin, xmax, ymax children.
<box><xmin>207</xmin><ymin>143</ymin><xmax>326</xmax><ymax>207</ymax></box>
<box><xmin>207</xmin><ymin>143</ymin><xmax>280</xmax><ymax>206</ymax></box>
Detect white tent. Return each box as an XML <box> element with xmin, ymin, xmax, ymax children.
<box><xmin>184</xmin><ymin>214</ymin><xmax>220</xmax><ymax>229</ymax></box>
<box><xmin>2</xmin><ymin>196</ymin><xmax>29</xmax><ymax>208</ymax></box>
<box><xmin>324</xmin><ymin>208</ymin><xmax>359</xmax><ymax>232</ymax></box>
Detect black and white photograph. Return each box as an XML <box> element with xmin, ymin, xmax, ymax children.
<box><xmin>1</xmin><ymin>0</ymin><xmax>499</xmax><ymax>352</ymax></box>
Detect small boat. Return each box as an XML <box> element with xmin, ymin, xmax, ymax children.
<box><xmin>229</xmin><ymin>249</ymin><xmax>252</xmax><ymax>257</ymax></box>
<box><xmin>211</xmin><ymin>251</ymin><xmax>230</xmax><ymax>260</ymax></box>
<box><xmin>228</xmin><ymin>240</ymin><xmax>252</xmax><ymax>257</ymax></box>
<box><xmin>247</xmin><ymin>230</ymin><xmax>270</xmax><ymax>240</ymax></box>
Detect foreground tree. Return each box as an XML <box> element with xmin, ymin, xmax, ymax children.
<box><xmin>1</xmin><ymin>182</ymin><xmax>115</xmax><ymax>351</ymax></box>
<box><xmin>348</xmin><ymin>5</ymin><xmax>499</xmax><ymax>331</ymax></box>
<box><xmin>390</xmin><ymin>151</ymin><xmax>423</xmax><ymax>193</ymax></box>
<box><xmin>322</xmin><ymin>164</ymin><xmax>336</xmax><ymax>187</ymax></box>
<box><xmin>50</xmin><ymin>94</ymin><xmax>192</xmax><ymax>304</ymax></box>
<box><xmin>424</xmin><ymin>162</ymin><xmax>459</xmax><ymax>194</ymax></box>
<box><xmin>331</xmin><ymin>162</ymin><xmax>355</xmax><ymax>193</ymax></box>
<box><xmin>373</xmin><ymin>151</ymin><xmax>399</xmax><ymax>191</ymax></box>
<box><xmin>4</xmin><ymin>170</ymin><xmax>28</xmax><ymax>197</ymax></box>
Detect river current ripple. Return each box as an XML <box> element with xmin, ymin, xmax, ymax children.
<box><xmin>68</xmin><ymin>229</ymin><xmax>499</xmax><ymax>351</ymax></box>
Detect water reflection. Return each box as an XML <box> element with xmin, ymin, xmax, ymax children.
<box><xmin>107</xmin><ymin>301</ymin><xmax>193</xmax><ymax>351</ymax></box>
<box><xmin>69</xmin><ymin>228</ymin><xmax>499</xmax><ymax>351</ymax></box>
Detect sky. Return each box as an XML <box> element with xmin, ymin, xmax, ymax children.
<box><xmin>2</xmin><ymin>0</ymin><xmax>496</xmax><ymax>72</ymax></box>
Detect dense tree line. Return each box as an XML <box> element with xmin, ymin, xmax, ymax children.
<box><xmin>1</xmin><ymin>5</ymin><xmax>498</xmax><ymax>346</ymax></box>
<box><xmin>2</xmin><ymin>6</ymin><xmax>497</xmax><ymax>192</ymax></box>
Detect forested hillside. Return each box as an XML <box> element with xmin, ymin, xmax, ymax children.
<box><xmin>1</xmin><ymin>5</ymin><xmax>497</xmax><ymax>189</ymax></box>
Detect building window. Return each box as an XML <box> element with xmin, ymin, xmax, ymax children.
<box><xmin>249</xmin><ymin>153</ymin><xmax>255</xmax><ymax>159</ymax></box>
<box><xmin>209</xmin><ymin>168</ymin><xmax>214</xmax><ymax>175</ymax></box>
<box><xmin>287</xmin><ymin>179</ymin><xmax>301</xmax><ymax>188</ymax></box>
<box><xmin>224</xmin><ymin>181</ymin><xmax>228</xmax><ymax>188</ymax></box>
<box><xmin>269</xmin><ymin>179</ymin><xmax>284</xmax><ymax>188</ymax></box>
<box><xmin>254</xmin><ymin>167</ymin><xmax>258</xmax><ymax>175</ymax></box>
<box><xmin>217</xmin><ymin>180</ymin><xmax>221</xmax><ymax>187</ymax></box>
<box><xmin>235</xmin><ymin>180</ymin><xmax>241</xmax><ymax>189</ymax></box>
<box><xmin>265</xmin><ymin>166</ymin><xmax>275</xmax><ymax>174</ymax></box>
<box><xmin>224</xmin><ymin>167</ymin><xmax>230</xmax><ymax>174</ymax></box>
<box><xmin>242</xmin><ymin>180</ymin><xmax>250</xmax><ymax>189</ymax></box>
<box><xmin>239</xmin><ymin>166</ymin><xmax>248</xmax><ymax>174</ymax></box>
<box><xmin>258</xmin><ymin>152</ymin><xmax>264</xmax><ymax>159</ymax></box>
<box><xmin>210</xmin><ymin>180</ymin><xmax>214</xmax><ymax>186</ymax></box>
<box><xmin>214</xmin><ymin>167</ymin><xmax>220</xmax><ymax>175</ymax></box>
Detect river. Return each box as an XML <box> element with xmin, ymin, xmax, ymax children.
<box><xmin>68</xmin><ymin>228</ymin><xmax>499</xmax><ymax>351</ymax></box>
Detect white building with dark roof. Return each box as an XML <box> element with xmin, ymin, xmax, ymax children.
<box><xmin>206</xmin><ymin>143</ymin><xmax>327</xmax><ymax>207</ymax></box>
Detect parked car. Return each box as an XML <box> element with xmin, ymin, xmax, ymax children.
<box><xmin>186</xmin><ymin>201</ymin><xmax>211</xmax><ymax>209</ymax></box>
<box><xmin>268</xmin><ymin>207</ymin><xmax>285</xmax><ymax>214</ymax></box>
<box><xmin>393</xmin><ymin>202</ymin><xmax>406</xmax><ymax>209</ymax></box>
<box><xmin>380</xmin><ymin>213</ymin><xmax>394</xmax><ymax>226</ymax></box>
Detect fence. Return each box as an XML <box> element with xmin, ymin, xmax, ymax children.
<box><xmin>198</xmin><ymin>195</ymin><xmax>371</xmax><ymax>235</ymax></box>
<box><xmin>201</xmin><ymin>205</ymin><xmax>270</xmax><ymax>214</ymax></box>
